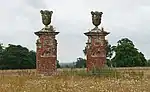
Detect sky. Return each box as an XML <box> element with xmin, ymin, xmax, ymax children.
<box><xmin>0</xmin><ymin>0</ymin><xmax>150</xmax><ymax>63</ymax></box>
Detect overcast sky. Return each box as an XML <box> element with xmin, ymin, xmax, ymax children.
<box><xmin>0</xmin><ymin>0</ymin><xmax>150</xmax><ymax>63</ymax></box>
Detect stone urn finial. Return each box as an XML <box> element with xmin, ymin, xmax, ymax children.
<box><xmin>40</xmin><ymin>10</ymin><xmax>53</xmax><ymax>27</ymax></box>
<box><xmin>91</xmin><ymin>11</ymin><xmax>103</xmax><ymax>28</ymax></box>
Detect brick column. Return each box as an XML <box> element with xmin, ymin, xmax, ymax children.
<box><xmin>84</xmin><ymin>28</ymin><xmax>109</xmax><ymax>71</ymax></box>
<box><xmin>35</xmin><ymin>28</ymin><xmax>59</xmax><ymax>75</ymax></box>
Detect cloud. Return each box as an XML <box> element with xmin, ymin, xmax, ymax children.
<box><xmin>23</xmin><ymin>0</ymin><xmax>46</xmax><ymax>9</ymax></box>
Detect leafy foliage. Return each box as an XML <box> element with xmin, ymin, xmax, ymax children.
<box><xmin>105</xmin><ymin>40</ymin><xmax>115</xmax><ymax>67</ymax></box>
<box><xmin>83</xmin><ymin>38</ymin><xmax>148</xmax><ymax>67</ymax></box>
<box><xmin>147</xmin><ymin>59</ymin><xmax>150</xmax><ymax>66</ymax></box>
<box><xmin>75</xmin><ymin>58</ymin><xmax>86</xmax><ymax>68</ymax></box>
<box><xmin>0</xmin><ymin>44</ymin><xmax>36</xmax><ymax>69</ymax></box>
<box><xmin>0</xmin><ymin>43</ymin><xmax>4</xmax><ymax>62</ymax></box>
<box><xmin>112</xmin><ymin>38</ymin><xmax>147</xmax><ymax>67</ymax></box>
<box><xmin>57</xmin><ymin>60</ymin><xmax>61</xmax><ymax>68</ymax></box>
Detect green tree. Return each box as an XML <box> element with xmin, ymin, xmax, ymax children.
<box><xmin>1</xmin><ymin>44</ymin><xmax>36</xmax><ymax>69</ymax></box>
<box><xmin>57</xmin><ymin>60</ymin><xmax>61</xmax><ymax>68</ymax></box>
<box><xmin>0</xmin><ymin>43</ymin><xmax>3</xmax><ymax>58</ymax></box>
<box><xmin>0</xmin><ymin>43</ymin><xmax>3</xmax><ymax>52</ymax></box>
<box><xmin>0</xmin><ymin>43</ymin><xmax>4</xmax><ymax>68</ymax></box>
<box><xmin>83</xmin><ymin>47</ymin><xmax>87</xmax><ymax>56</ymax></box>
<box><xmin>112</xmin><ymin>38</ymin><xmax>147</xmax><ymax>67</ymax></box>
<box><xmin>28</xmin><ymin>50</ymin><xmax>36</xmax><ymax>68</ymax></box>
<box><xmin>75</xmin><ymin>57</ymin><xmax>86</xmax><ymax>68</ymax></box>
<box><xmin>105</xmin><ymin>40</ymin><xmax>115</xmax><ymax>67</ymax></box>
<box><xmin>147</xmin><ymin>59</ymin><xmax>150</xmax><ymax>66</ymax></box>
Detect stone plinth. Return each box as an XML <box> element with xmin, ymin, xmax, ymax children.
<box><xmin>84</xmin><ymin>28</ymin><xmax>109</xmax><ymax>71</ymax></box>
<box><xmin>35</xmin><ymin>27</ymin><xmax>59</xmax><ymax>75</ymax></box>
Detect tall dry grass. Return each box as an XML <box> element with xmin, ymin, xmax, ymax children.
<box><xmin>0</xmin><ymin>68</ymin><xmax>150</xmax><ymax>92</ymax></box>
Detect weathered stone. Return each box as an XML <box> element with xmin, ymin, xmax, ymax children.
<box><xmin>35</xmin><ymin>30</ymin><xmax>59</xmax><ymax>75</ymax></box>
<box><xmin>40</xmin><ymin>10</ymin><xmax>53</xmax><ymax>28</ymax></box>
<box><xmin>91</xmin><ymin>11</ymin><xmax>103</xmax><ymax>28</ymax></box>
<box><xmin>85</xmin><ymin>11</ymin><xmax>109</xmax><ymax>71</ymax></box>
<box><xmin>35</xmin><ymin>10</ymin><xmax>59</xmax><ymax>75</ymax></box>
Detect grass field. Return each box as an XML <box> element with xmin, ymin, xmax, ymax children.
<box><xmin>0</xmin><ymin>67</ymin><xmax>150</xmax><ymax>92</ymax></box>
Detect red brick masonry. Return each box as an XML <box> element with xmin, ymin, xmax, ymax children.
<box><xmin>35</xmin><ymin>31</ymin><xmax>59</xmax><ymax>75</ymax></box>
<box><xmin>84</xmin><ymin>30</ymin><xmax>109</xmax><ymax>71</ymax></box>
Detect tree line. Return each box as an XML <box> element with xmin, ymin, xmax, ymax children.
<box><xmin>75</xmin><ymin>38</ymin><xmax>150</xmax><ymax>68</ymax></box>
<box><xmin>106</xmin><ymin>38</ymin><xmax>148</xmax><ymax>67</ymax></box>
<box><xmin>0</xmin><ymin>43</ymin><xmax>61</xmax><ymax>69</ymax></box>
<box><xmin>0</xmin><ymin>44</ymin><xmax>36</xmax><ymax>69</ymax></box>
<box><xmin>0</xmin><ymin>37</ymin><xmax>150</xmax><ymax>69</ymax></box>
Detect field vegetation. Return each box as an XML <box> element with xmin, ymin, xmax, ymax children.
<box><xmin>0</xmin><ymin>68</ymin><xmax>150</xmax><ymax>92</ymax></box>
